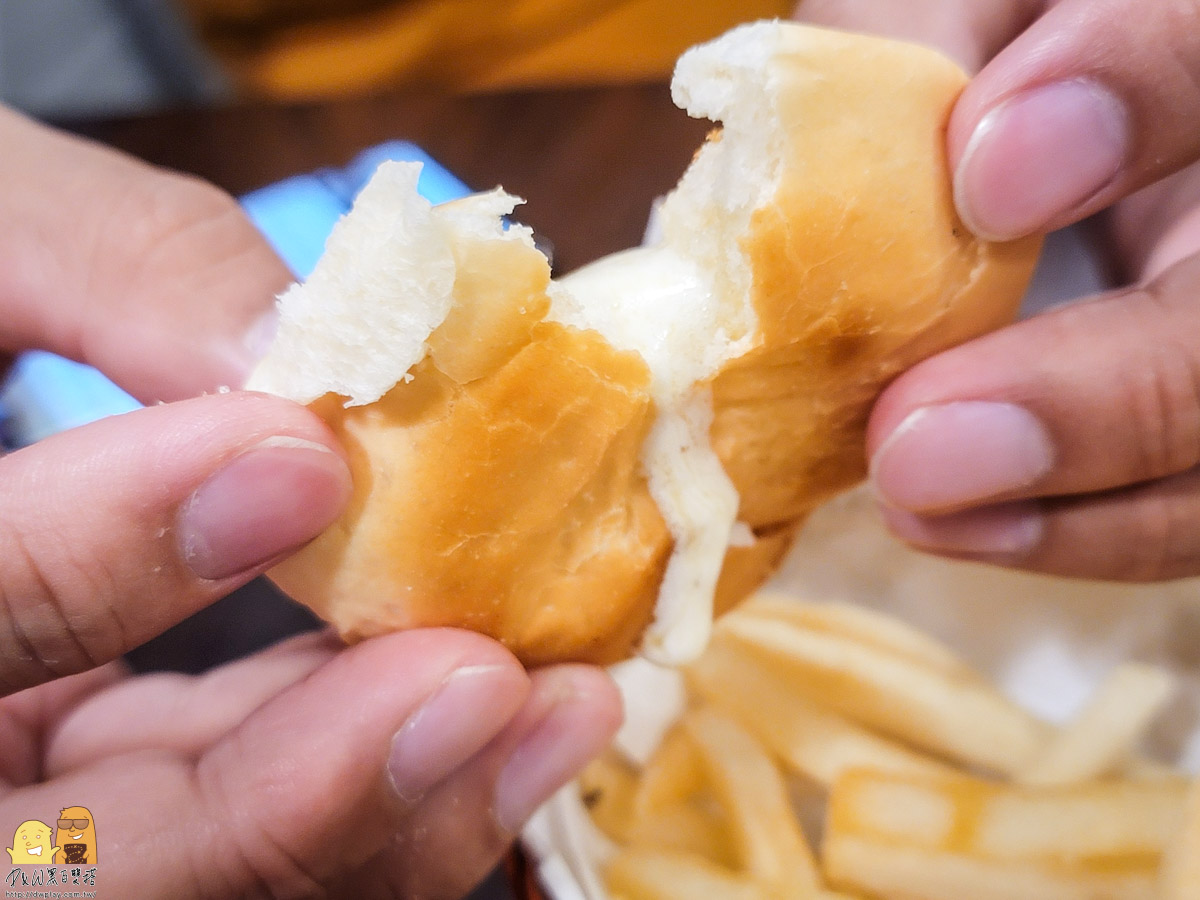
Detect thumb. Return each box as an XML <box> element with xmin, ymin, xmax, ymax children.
<box><xmin>950</xmin><ymin>0</ymin><xmax>1200</xmax><ymax>240</ymax></box>
<box><xmin>0</xmin><ymin>391</ymin><xmax>350</xmax><ymax>694</ymax></box>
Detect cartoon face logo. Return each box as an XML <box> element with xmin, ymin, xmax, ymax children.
<box><xmin>6</xmin><ymin>820</ymin><xmax>59</xmax><ymax>864</ymax></box>
<box><xmin>52</xmin><ymin>807</ymin><xmax>96</xmax><ymax>865</ymax></box>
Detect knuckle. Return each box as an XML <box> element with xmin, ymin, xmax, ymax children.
<box><xmin>1117</xmin><ymin>492</ymin><xmax>1178</xmax><ymax>581</ymax></box>
<box><xmin>1155</xmin><ymin>1</ymin><xmax>1200</xmax><ymax>143</ymax></box>
<box><xmin>195</xmin><ymin>752</ymin><xmax>328</xmax><ymax>898</ymax></box>
<box><xmin>1117</xmin><ymin>290</ymin><xmax>1200</xmax><ymax>480</ymax></box>
<box><xmin>1141</xmin><ymin>473</ymin><xmax>1200</xmax><ymax>580</ymax></box>
<box><xmin>120</xmin><ymin>173</ymin><xmax>242</xmax><ymax>259</ymax></box>
<box><xmin>1088</xmin><ymin>472</ymin><xmax>1200</xmax><ymax>582</ymax></box>
<box><xmin>91</xmin><ymin>170</ymin><xmax>250</xmax><ymax>295</ymax></box>
<box><xmin>0</xmin><ymin>516</ymin><xmax>113</xmax><ymax>693</ymax></box>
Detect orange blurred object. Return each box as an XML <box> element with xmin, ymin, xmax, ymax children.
<box><xmin>180</xmin><ymin>0</ymin><xmax>795</xmax><ymax>97</ymax></box>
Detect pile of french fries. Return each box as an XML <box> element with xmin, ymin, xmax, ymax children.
<box><xmin>578</xmin><ymin>593</ymin><xmax>1200</xmax><ymax>900</ymax></box>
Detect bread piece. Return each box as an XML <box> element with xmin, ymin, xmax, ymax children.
<box><xmin>248</xmin><ymin>22</ymin><xmax>1042</xmax><ymax>667</ymax></box>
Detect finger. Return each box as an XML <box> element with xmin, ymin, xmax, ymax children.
<box><xmin>0</xmin><ymin>106</ymin><xmax>289</xmax><ymax>401</ymax></box>
<box><xmin>868</xmin><ymin>251</ymin><xmax>1200</xmax><ymax>515</ymax></box>
<box><xmin>949</xmin><ymin>0</ymin><xmax>1200</xmax><ymax>240</ymax></box>
<box><xmin>357</xmin><ymin>664</ymin><xmax>622</xmax><ymax>899</ymax></box>
<box><xmin>1110</xmin><ymin>160</ymin><xmax>1200</xmax><ymax>282</ymax></box>
<box><xmin>794</xmin><ymin>0</ymin><xmax>1044</xmax><ymax>72</ymax></box>
<box><xmin>35</xmin><ymin>638</ymin><xmax>620</xmax><ymax>898</ymax></box>
<box><xmin>0</xmin><ymin>392</ymin><xmax>350</xmax><ymax>694</ymax></box>
<box><xmin>41</xmin><ymin>631</ymin><xmax>341</xmax><ymax>774</ymax></box>
<box><xmin>0</xmin><ymin>662</ymin><xmax>126</xmax><ymax>788</ymax></box>
<box><xmin>0</xmin><ymin>630</ymin><xmax>530</xmax><ymax>897</ymax></box>
<box><xmin>881</xmin><ymin>467</ymin><xmax>1200</xmax><ymax>581</ymax></box>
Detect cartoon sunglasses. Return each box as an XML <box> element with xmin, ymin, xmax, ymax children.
<box><xmin>57</xmin><ymin>819</ymin><xmax>89</xmax><ymax>830</ymax></box>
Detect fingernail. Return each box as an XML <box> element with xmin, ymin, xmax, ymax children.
<box><xmin>493</xmin><ymin>680</ymin><xmax>616</xmax><ymax>834</ymax></box>
<box><xmin>388</xmin><ymin>664</ymin><xmax>525</xmax><ymax>805</ymax></box>
<box><xmin>871</xmin><ymin>402</ymin><xmax>1054</xmax><ymax>511</ymax></box>
<box><xmin>955</xmin><ymin>80</ymin><xmax>1128</xmax><ymax>240</ymax></box>
<box><xmin>882</xmin><ymin>502</ymin><xmax>1043</xmax><ymax>557</ymax></box>
<box><xmin>178</xmin><ymin>436</ymin><xmax>351</xmax><ymax>579</ymax></box>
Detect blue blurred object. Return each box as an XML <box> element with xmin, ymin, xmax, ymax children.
<box><xmin>0</xmin><ymin>141</ymin><xmax>471</xmax><ymax>451</ymax></box>
<box><xmin>0</xmin><ymin>351</ymin><xmax>142</xmax><ymax>448</ymax></box>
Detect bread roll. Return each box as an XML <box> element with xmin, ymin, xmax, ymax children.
<box><xmin>248</xmin><ymin>22</ymin><xmax>1042</xmax><ymax>667</ymax></box>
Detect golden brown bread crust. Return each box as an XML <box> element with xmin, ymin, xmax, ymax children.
<box><xmin>270</xmin><ymin>324</ymin><xmax>674</xmax><ymax>666</ymax></box>
<box><xmin>264</xmin><ymin>192</ymin><xmax>675</xmax><ymax>665</ymax></box>
<box><xmin>707</xmin><ymin>29</ymin><xmax>1041</xmax><ymax>530</ymax></box>
<box><xmin>264</xmin><ymin>23</ymin><xmax>1042</xmax><ymax>666</ymax></box>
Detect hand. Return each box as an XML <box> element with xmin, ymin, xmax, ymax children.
<box><xmin>0</xmin><ymin>107</ymin><xmax>620</xmax><ymax>897</ymax></box>
<box><xmin>796</xmin><ymin>0</ymin><xmax>1200</xmax><ymax>581</ymax></box>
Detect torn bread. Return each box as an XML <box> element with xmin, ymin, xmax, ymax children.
<box><xmin>248</xmin><ymin>22</ymin><xmax>1042</xmax><ymax>667</ymax></box>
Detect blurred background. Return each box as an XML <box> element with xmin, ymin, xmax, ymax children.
<box><xmin>0</xmin><ymin>0</ymin><xmax>225</xmax><ymax>118</ymax></box>
<box><xmin>0</xmin><ymin>0</ymin><xmax>796</xmax><ymax>119</ymax></box>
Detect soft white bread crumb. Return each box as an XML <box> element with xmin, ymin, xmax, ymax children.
<box><xmin>551</xmin><ymin>22</ymin><xmax>795</xmax><ymax>663</ymax></box>
<box><xmin>553</xmin><ymin>254</ymin><xmax>749</xmax><ymax>664</ymax></box>
<box><xmin>247</xmin><ymin>161</ymin><xmax>527</xmax><ymax>406</ymax></box>
<box><xmin>662</xmin><ymin>21</ymin><xmax>784</xmax><ymax>327</ymax></box>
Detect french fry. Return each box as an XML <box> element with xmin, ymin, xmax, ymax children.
<box><xmin>605</xmin><ymin>848</ymin><xmax>769</xmax><ymax>900</ymax></box>
<box><xmin>1020</xmin><ymin>662</ymin><xmax>1176</xmax><ymax>787</ymax></box>
<box><xmin>578</xmin><ymin>752</ymin><xmax>639</xmax><ymax>842</ymax></box>
<box><xmin>625</xmin><ymin>799</ymin><xmax>736</xmax><ymax>868</ymax></box>
<box><xmin>683</xmin><ymin>707</ymin><xmax>822</xmax><ymax>898</ymax></box>
<box><xmin>1160</xmin><ymin>778</ymin><xmax>1200</xmax><ymax>899</ymax></box>
<box><xmin>824</xmin><ymin>767</ymin><xmax>1186</xmax><ymax>900</ymax></box>
<box><xmin>719</xmin><ymin>612</ymin><xmax>1048</xmax><ymax>775</ymax></box>
<box><xmin>596</xmin><ymin>723</ymin><xmax>738</xmax><ymax>867</ymax></box>
<box><xmin>576</xmin><ymin>590</ymin><xmax>1192</xmax><ymax>900</ymax></box>
<box><xmin>687</xmin><ymin>637</ymin><xmax>950</xmax><ymax>787</ymax></box>
<box><xmin>631</xmin><ymin>725</ymin><xmax>705</xmax><ymax>818</ymax></box>
<box><xmin>826</xmin><ymin>837</ymin><xmax>1159</xmax><ymax>900</ymax></box>
<box><xmin>1125</xmin><ymin>757</ymin><xmax>1180</xmax><ymax>780</ymax></box>
<box><xmin>739</xmin><ymin>593</ymin><xmax>971</xmax><ymax>676</ymax></box>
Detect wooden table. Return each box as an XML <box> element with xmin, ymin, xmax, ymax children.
<box><xmin>73</xmin><ymin>84</ymin><xmax>712</xmax><ymax>275</ymax></box>
<box><xmin>67</xmin><ymin>82</ymin><xmax>713</xmax><ymax>900</ymax></box>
